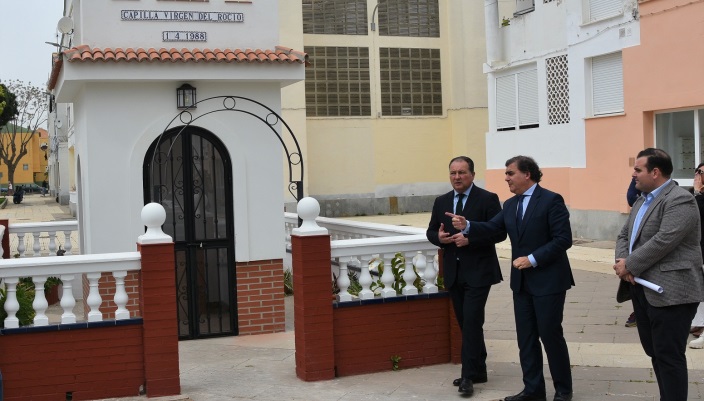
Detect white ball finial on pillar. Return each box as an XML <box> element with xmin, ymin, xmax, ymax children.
<box><xmin>292</xmin><ymin>197</ymin><xmax>328</xmax><ymax>236</ymax></box>
<box><xmin>138</xmin><ymin>203</ymin><xmax>173</xmax><ymax>244</ymax></box>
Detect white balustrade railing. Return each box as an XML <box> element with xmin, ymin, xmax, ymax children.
<box><xmin>286</xmin><ymin>201</ymin><xmax>440</xmax><ymax>303</ymax></box>
<box><xmin>0</xmin><ymin>252</ymin><xmax>141</xmax><ymax>328</ymax></box>
<box><xmin>7</xmin><ymin>221</ymin><xmax>79</xmax><ymax>257</ymax></box>
<box><xmin>285</xmin><ymin>212</ymin><xmax>422</xmax><ymax>243</ymax></box>
<box><xmin>331</xmin><ymin>236</ymin><xmax>439</xmax><ymax>300</ymax></box>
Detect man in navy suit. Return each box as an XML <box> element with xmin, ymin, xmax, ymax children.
<box><xmin>450</xmin><ymin>156</ymin><xmax>574</xmax><ymax>401</ymax></box>
<box><xmin>427</xmin><ymin>156</ymin><xmax>506</xmax><ymax>397</ymax></box>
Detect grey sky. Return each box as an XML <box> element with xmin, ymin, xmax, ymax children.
<box><xmin>0</xmin><ymin>1</ymin><xmax>65</xmax><ymax>87</ymax></box>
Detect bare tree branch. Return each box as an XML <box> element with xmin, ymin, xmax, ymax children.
<box><xmin>0</xmin><ymin>80</ymin><xmax>49</xmax><ymax>185</ymax></box>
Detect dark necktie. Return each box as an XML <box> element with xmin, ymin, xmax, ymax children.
<box><xmin>455</xmin><ymin>193</ymin><xmax>464</xmax><ymax>215</ymax></box>
<box><xmin>516</xmin><ymin>195</ymin><xmax>526</xmax><ymax>226</ymax></box>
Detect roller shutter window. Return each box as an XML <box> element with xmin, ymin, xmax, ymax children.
<box><xmin>589</xmin><ymin>0</ymin><xmax>622</xmax><ymax>22</ymax></box>
<box><xmin>592</xmin><ymin>52</ymin><xmax>623</xmax><ymax>116</ymax></box>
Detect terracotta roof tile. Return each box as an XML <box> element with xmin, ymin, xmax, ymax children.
<box><xmin>49</xmin><ymin>44</ymin><xmax>308</xmax><ymax>90</ymax></box>
<box><xmin>62</xmin><ymin>44</ymin><xmax>307</xmax><ymax>65</ymax></box>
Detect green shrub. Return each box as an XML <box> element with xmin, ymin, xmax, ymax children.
<box><xmin>284</xmin><ymin>269</ymin><xmax>293</xmax><ymax>295</ymax></box>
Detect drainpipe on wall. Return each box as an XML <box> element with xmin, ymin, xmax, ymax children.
<box><xmin>484</xmin><ymin>0</ymin><xmax>503</xmax><ymax>66</ymax></box>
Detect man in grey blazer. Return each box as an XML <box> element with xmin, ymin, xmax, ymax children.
<box><xmin>615</xmin><ymin>148</ymin><xmax>704</xmax><ymax>401</ymax></box>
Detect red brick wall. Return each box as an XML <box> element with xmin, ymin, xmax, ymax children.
<box><xmin>0</xmin><ymin>325</ymin><xmax>144</xmax><ymax>401</ymax></box>
<box><xmin>236</xmin><ymin>259</ymin><xmax>285</xmax><ymax>335</ymax></box>
<box><xmin>292</xmin><ymin>231</ymin><xmax>458</xmax><ymax>380</ymax></box>
<box><xmin>333</xmin><ymin>297</ymin><xmax>453</xmax><ymax>376</ymax></box>
<box><xmin>82</xmin><ymin>272</ymin><xmax>142</xmax><ymax>320</ymax></box>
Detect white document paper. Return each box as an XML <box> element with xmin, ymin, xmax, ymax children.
<box><xmin>635</xmin><ymin>277</ymin><xmax>663</xmax><ymax>293</ymax></box>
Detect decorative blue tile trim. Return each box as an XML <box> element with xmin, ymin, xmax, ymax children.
<box><xmin>0</xmin><ymin>318</ymin><xmax>143</xmax><ymax>335</ymax></box>
<box><xmin>333</xmin><ymin>290</ymin><xmax>449</xmax><ymax>308</ymax></box>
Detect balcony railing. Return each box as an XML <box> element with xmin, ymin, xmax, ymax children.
<box><xmin>7</xmin><ymin>221</ymin><xmax>79</xmax><ymax>257</ymax></box>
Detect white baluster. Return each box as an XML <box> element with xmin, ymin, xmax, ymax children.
<box><xmin>32</xmin><ymin>233</ymin><xmax>41</xmax><ymax>257</ymax></box>
<box><xmin>402</xmin><ymin>251</ymin><xmax>419</xmax><ymax>295</ymax></box>
<box><xmin>86</xmin><ymin>272</ymin><xmax>103</xmax><ymax>322</ymax></box>
<box><xmin>16</xmin><ymin>233</ymin><xmax>26</xmax><ymax>257</ymax></box>
<box><xmin>336</xmin><ymin>258</ymin><xmax>352</xmax><ymax>302</ymax></box>
<box><xmin>3</xmin><ymin>277</ymin><xmax>20</xmax><ymax>328</ymax></box>
<box><xmin>419</xmin><ymin>251</ymin><xmax>437</xmax><ymax>294</ymax></box>
<box><xmin>357</xmin><ymin>254</ymin><xmax>374</xmax><ymax>300</ymax></box>
<box><xmin>113</xmin><ymin>271</ymin><xmax>130</xmax><ymax>320</ymax></box>
<box><xmin>32</xmin><ymin>275</ymin><xmax>49</xmax><ymax>326</ymax></box>
<box><xmin>380</xmin><ymin>253</ymin><xmax>396</xmax><ymax>298</ymax></box>
<box><xmin>48</xmin><ymin>230</ymin><xmax>57</xmax><ymax>255</ymax></box>
<box><xmin>60</xmin><ymin>274</ymin><xmax>76</xmax><ymax>324</ymax></box>
<box><xmin>63</xmin><ymin>232</ymin><xmax>73</xmax><ymax>255</ymax></box>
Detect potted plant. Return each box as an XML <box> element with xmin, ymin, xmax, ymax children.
<box><xmin>45</xmin><ymin>277</ymin><xmax>63</xmax><ymax>305</ymax></box>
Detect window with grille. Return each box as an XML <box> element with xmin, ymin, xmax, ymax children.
<box><xmin>302</xmin><ymin>0</ymin><xmax>368</xmax><ymax>35</ymax></box>
<box><xmin>378</xmin><ymin>0</ymin><xmax>440</xmax><ymax>37</ymax></box>
<box><xmin>304</xmin><ymin>46</ymin><xmax>371</xmax><ymax>117</ymax></box>
<box><xmin>379</xmin><ymin>47</ymin><xmax>442</xmax><ymax>116</ymax></box>
<box><xmin>546</xmin><ymin>55</ymin><xmax>570</xmax><ymax>125</ymax></box>
<box><xmin>591</xmin><ymin>51</ymin><xmax>623</xmax><ymax>116</ymax></box>
<box><xmin>23</xmin><ymin>164</ymin><xmax>29</xmax><ymax>171</ymax></box>
<box><xmin>496</xmin><ymin>68</ymin><xmax>539</xmax><ymax>131</ymax></box>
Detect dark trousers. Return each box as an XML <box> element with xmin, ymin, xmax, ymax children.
<box><xmin>631</xmin><ymin>284</ymin><xmax>697</xmax><ymax>401</ymax></box>
<box><xmin>513</xmin><ymin>290</ymin><xmax>572</xmax><ymax>395</ymax></box>
<box><xmin>450</xmin><ymin>278</ymin><xmax>492</xmax><ymax>379</ymax></box>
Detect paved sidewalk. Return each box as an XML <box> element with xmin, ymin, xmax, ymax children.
<box><xmin>6</xmin><ymin>201</ymin><xmax>704</xmax><ymax>400</ymax></box>
<box><xmin>0</xmin><ymin>192</ymin><xmax>74</xmax><ymax>223</ymax></box>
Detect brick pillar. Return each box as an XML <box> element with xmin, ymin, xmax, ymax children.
<box><xmin>292</xmin><ymin>197</ymin><xmax>335</xmax><ymax>381</ymax></box>
<box><xmin>137</xmin><ymin>203</ymin><xmax>180</xmax><ymax>397</ymax></box>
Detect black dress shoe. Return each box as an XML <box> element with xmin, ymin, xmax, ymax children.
<box><xmin>504</xmin><ymin>390</ymin><xmax>547</xmax><ymax>401</ymax></box>
<box><xmin>453</xmin><ymin>374</ymin><xmax>487</xmax><ymax>386</ymax></box>
<box><xmin>458</xmin><ymin>378</ymin><xmax>474</xmax><ymax>396</ymax></box>
<box><xmin>553</xmin><ymin>393</ymin><xmax>572</xmax><ymax>401</ymax></box>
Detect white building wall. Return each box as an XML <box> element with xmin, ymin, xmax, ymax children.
<box><xmin>73</xmin><ymin>0</ymin><xmax>279</xmax><ymax>50</ymax></box>
<box><xmin>52</xmin><ymin>0</ymin><xmax>302</xmax><ymax>259</ymax></box>
<box><xmin>485</xmin><ymin>0</ymin><xmax>639</xmax><ymax>170</ymax></box>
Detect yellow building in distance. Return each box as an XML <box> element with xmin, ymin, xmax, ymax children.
<box><xmin>0</xmin><ymin>126</ymin><xmax>49</xmax><ymax>191</ymax></box>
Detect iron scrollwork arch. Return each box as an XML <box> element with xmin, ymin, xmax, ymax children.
<box><xmin>150</xmin><ymin>95</ymin><xmax>304</xmax><ymax>202</ymax></box>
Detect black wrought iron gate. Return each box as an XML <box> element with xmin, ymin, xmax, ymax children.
<box><xmin>143</xmin><ymin>126</ymin><xmax>236</xmax><ymax>339</ymax></box>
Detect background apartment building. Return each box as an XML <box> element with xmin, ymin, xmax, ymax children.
<box><xmin>484</xmin><ymin>0</ymin><xmax>641</xmax><ymax>239</ymax></box>
<box><xmin>280</xmin><ymin>0</ymin><xmax>491</xmax><ymax>216</ymax></box>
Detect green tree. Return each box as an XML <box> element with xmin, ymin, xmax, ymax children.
<box><xmin>0</xmin><ymin>83</ymin><xmax>19</xmax><ymax>129</ymax></box>
<box><xmin>0</xmin><ymin>80</ymin><xmax>48</xmax><ymax>186</ymax></box>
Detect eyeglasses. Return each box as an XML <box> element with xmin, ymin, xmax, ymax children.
<box><xmin>696</xmin><ymin>169</ymin><xmax>704</xmax><ymax>175</ymax></box>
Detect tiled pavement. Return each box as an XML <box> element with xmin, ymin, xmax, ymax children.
<box><xmin>5</xmin><ymin>199</ymin><xmax>704</xmax><ymax>400</ymax></box>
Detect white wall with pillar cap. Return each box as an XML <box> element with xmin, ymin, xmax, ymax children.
<box><xmin>292</xmin><ymin>197</ymin><xmax>328</xmax><ymax>236</ymax></box>
<box><xmin>138</xmin><ymin>203</ymin><xmax>172</xmax><ymax>244</ymax></box>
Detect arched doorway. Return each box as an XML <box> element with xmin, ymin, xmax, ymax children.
<box><xmin>143</xmin><ymin>126</ymin><xmax>236</xmax><ymax>339</ymax></box>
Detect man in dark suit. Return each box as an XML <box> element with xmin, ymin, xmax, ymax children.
<box><xmin>614</xmin><ymin>148</ymin><xmax>704</xmax><ymax>401</ymax></box>
<box><xmin>426</xmin><ymin>156</ymin><xmax>506</xmax><ymax>397</ymax></box>
<box><xmin>451</xmin><ymin>156</ymin><xmax>574</xmax><ymax>401</ymax></box>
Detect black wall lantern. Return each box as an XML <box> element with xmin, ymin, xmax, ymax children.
<box><xmin>176</xmin><ymin>84</ymin><xmax>197</xmax><ymax>109</ymax></box>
